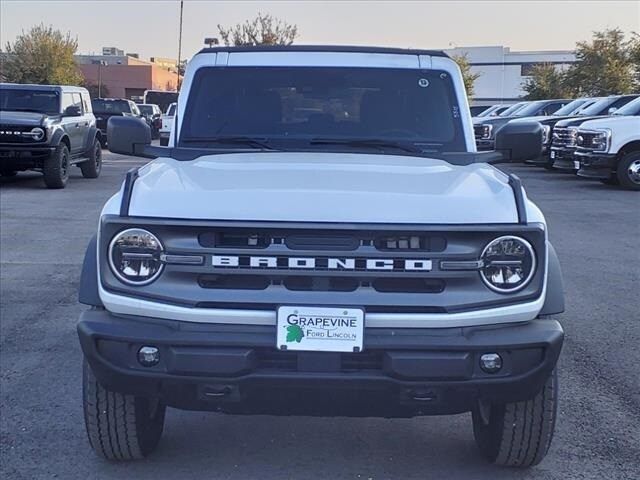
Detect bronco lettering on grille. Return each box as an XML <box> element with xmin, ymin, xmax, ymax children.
<box><xmin>211</xmin><ymin>255</ymin><xmax>433</xmax><ymax>271</ymax></box>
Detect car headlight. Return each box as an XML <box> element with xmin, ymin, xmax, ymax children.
<box><xmin>108</xmin><ymin>228</ymin><xmax>164</xmax><ymax>285</ymax></box>
<box><xmin>477</xmin><ymin>124</ymin><xmax>493</xmax><ymax>140</ymax></box>
<box><xmin>480</xmin><ymin>236</ymin><xmax>536</xmax><ymax>293</ymax></box>
<box><xmin>541</xmin><ymin>125</ymin><xmax>551</xmax><ymax>145</ymax></box>
<box><xmin>29</xmin><ymin>127</ymin><xmax>45</xmax><ymax>141</ymax></box>
<box><xmin>578</xmin><ymin>129</ymin><xmax>611</xmax><ymax>152</ymax></box>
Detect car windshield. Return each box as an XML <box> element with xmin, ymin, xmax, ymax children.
<box><xmin>92</xmin><ymin>99</ymin><xmax>130</xmax><ymax>114</ymax></box>
<box><xmin>499</xmin><ymin>102</ymin><xmax>527</xmax><ymax>117</ymax></box>
<box><xmin>180</xmin><ymin>66</ymin><xmax>466</xmax><ymax>153</ymax></box>
<box><xmin>0</xmin><ymin>89</ymin><xmax>59</xmax><ymax>114</ymax></box>
<box><xmin>612</xmin><ymin>97</ymin><xmax>640</xmax><ymax>116</ymax></box>
<box><xmin>476</xmin><ymin>105</ymin><xmax>500</xmax><ymax>117</ymax></box>
<box><xmin>166</xmin><ymin>103</ymin><xmax>176</xmax><ymax>116</ymax></box>
<box><xmin>512</xmin><ymin>100</ymin><xmax>552</xmax><ymax>117</ymax></box>
<box><xmin>553</xmin><ymin>99</ymin><xmax>588</xmax><ymax>116</ymax></box>
<box><xmin>579</xmin><ymin>97</ymin><xmax>618</xmax><ymax>116</ymax></box>
<box><xmin>138</xmin><ymin>105</ymin><xmax>154</xmax><ymax>115</ymax></box>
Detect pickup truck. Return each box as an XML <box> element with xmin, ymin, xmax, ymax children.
<box><xmin>158</xmin><ymin>102</ymin><xmax>176</xmax><ymax>146</ymax></box>
<box><xmin>77</xmin><ymin>45</ymin><xmax>564</xmax><ymax>467</ymax></box>
<box><xmin>575</xmin><ymin>96</ymin><xmax>640</xmax><ymax>189</ymax></box>
<box><xmin>92</xmin><ymin>98</ymin><xmax>143</xmax><ymax>147</ymax></box>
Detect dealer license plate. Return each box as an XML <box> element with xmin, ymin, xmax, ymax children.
<box><xmin>573</xmin><ymin>160</ymin><xmax>580</xmax><ymax>170</ymax></box>
<box><xmin>277</xmin><ymin>306</ymin><xmax>364</xmax><ymax>353</ymax></box>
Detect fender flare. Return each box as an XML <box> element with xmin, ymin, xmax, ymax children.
<box><xmin>50</xmin><ymin>129</ymin><xmax>70</xmax><ymax>150</ymax></box>
<box><xmin>540</xmin><ymin>242</ymin><xmax>565</xmax><ymax>315</ymax></box>
<box><xmin>78</xmin><ymin>234</ymin><xmax>103</xmax><ymax>307</ymax></box>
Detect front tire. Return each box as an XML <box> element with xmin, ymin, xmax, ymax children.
<box><xmin>616</xmin><ymin>152</ymin><xmax>640</xmax><ymax>190</ymax></box>
<box><xmin>80</xmin><ymin>139</ymin><xmax>102</xmax><ymax>179</ymax></box>
<box><xmin>472</xmin><ymin>369</ymin><xmax>558</xmax><ymax>467</ymax></box>
<box><xmin>43</xmin><ymin>144</ymin><xmax>70</xmax><ymax>189</ymax></box>
<box><xmin>83</xmin><ymin>360</ymin><xmax>166</xmax><ymax>460</ymax></box>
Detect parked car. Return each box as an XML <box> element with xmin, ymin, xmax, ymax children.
<box><xmin>159</xmin><ymin>102</ymin><xmax>176</xmax><ymax>146</ymax></box>
<box><xmin>0</xmin><ymin>83</ymin><xmax>102</xmax><ymax>188</ymax></box>
<box><xmin>470</xmin><ymin>105</ymin><xmax>491</xmax><ymax>116</ymax></box>
<box><xmin>575</xmin><ymin>97</ymin><xmax>640</xmax><ymax>189</ymax></box>
<box><xmin>474</xmin><ymin>99</ymin><xmax>572</xmax><ymax>150</ymax></box>
<box><xmin>143</xmin><ymin>90</ymin><xmax>179</xmax><ymax>115</ymax></box>
<box><xmin>472</xmin><ymin>104</ymin><xmax>509</xmax><ymax>119</ymax></box>
<box><xmin>137</xmin><ymin>103</ymin><xmax>162</xmax><ymax>139</ymax></box>
<box><xmin>92</xmin><ymin>98</ymin><xmax>143</xmax><ymax>147</ymax></box>
<box><xmin>79</xmin><ymin>45</ymin><xmax>564</xmax><ymax>467</ymax></box>
<box><xmin>549</xmin><ymin>94</ymin><xmax>639</xmax><ymax>171</ymax></box>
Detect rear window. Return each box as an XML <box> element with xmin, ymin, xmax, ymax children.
<box><xmin>91</xmin><ymin>99</ymin><xmax>131</xmax><ymax>114</ymax></box>
<box><xmin>179</xmin><ymin>66</ymin><xmax>466</xmax><ymax>152</ymax></box>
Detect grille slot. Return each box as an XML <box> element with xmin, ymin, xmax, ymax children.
<box><xmin>283</xmin><ymin>276</ymin><xmax>359</xmax><ymax>292</ymax></box>
<box><xmin>286</xmin><ymin>234</ymin><xmax>358</xmax><ymax>251</ymax></box>
<box><xmin>198</xmin><ymin>274</ymin><xmax>269</xmax><ymax>290</ymax></box>
<box><xmin>551</xmin><ymin>127</ymin><xmax>576</xmax><ymax>148</ymax></box>
<box><xmin>199</xmin><ymin>232</ymin><xmax>270</xmax><ymax>249</ymax></box>
<box><xmin>372</xmin><ymin>278</ymin><xmax>445</xmax><ymax>294</ymax></box>
<box><xmin>253</xmin><ymin>349</ymin><xmax>384</xmax><ymax>372</ymax></box>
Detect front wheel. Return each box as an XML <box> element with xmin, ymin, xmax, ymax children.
<box><xmin>616</xmin><ymin>152</ymin><xmax>640</xmax><ymax>190</ymax></box>
<box><xmin>472</xmin><ymin>369</ymin><xmax>558</xmax><ymax>467</ymax></box>
<box><xmin>80</xmin><ymin>138</ymin><xmax>102</xmax><ymax>178</ymax></box>
<box><xmin>43</xmin><ymin>144</ymin><xmax>70</xmax><ymax>189</ymax></box>
<box><xmin>83</xmin><ymin>360</ymin><xmax>166</xmax><ymax>460</ymax></box>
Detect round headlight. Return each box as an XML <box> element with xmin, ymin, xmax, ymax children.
<box><xmin>480</xmin><ymin>236</ymin><xmax>536</xmax><ymax>293</ymax></box>
<box><xmin>30</xmin><ymin>127</ymin><xmax>45</xmax><ymax>141</ymax></box>
<box><xmin>108</xmin><ymin>228</ymin><xmax>164</xmax><ymax>285</ymax></box>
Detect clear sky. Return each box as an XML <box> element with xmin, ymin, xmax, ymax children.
<box><xmin>1</xmin><ymin>0</ymin><xmax>639</xmax><ymax>61</ymax></box>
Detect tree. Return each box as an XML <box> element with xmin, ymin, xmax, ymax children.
<box><xmin>630</xmin><ymin>32</ymin><xmax>640</xmax><ymax>88</ymax></box>
<box><xmin>522</xmin><ymin>63</ymin><xmax>571</xmax><ymax>100</ymax></box>
<box><xmin>564</xmin><ymin>29</ymin><xmax>637</xmax><ymax>96</ymax></box>
<box><xmin>218</xmin><ymin>13</ymin><xmax>298</xmax><ymax>46</ymax></box>
<box><xmin>3</xmin><ymin>24</ymin><xmax>83</xmax><ymax>85</ymax></box>
<box><xmin>81</xmin><ymin>80</ymin><xmax>109</xmax><ymax>99</ymax></box>
<box><xmin>451</xmin><ymin>54</ymin><xmax>481</xmax><ymax>99</ymax></box>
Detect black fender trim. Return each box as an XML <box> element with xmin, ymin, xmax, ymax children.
<box><xmin>79</xmin><ymin>234</ymin><xmax>103</xmax><ymax>307</ymax></box>
<box><xmin>84</xmin><ymin>126</ymin><xmax>101</xmax><ymax>154</ymax></box>
<box><xmin>49</xmin><ymin>129</ymin><xmax>69</xmax><ymax>149</ymax></box>
<box><xmin>119</xmin><ymin>167</ymin><xmax>140</xmax><ymax>216</ymax></box>
<box><xmin>540</xmin><ymin>242</ymin><xmax>564</xmax><ymax>315</ymax></box>
<box><xmin>508</xmin><ymin>174</ymin><xmax>527</xmax><ymax>224</ymax></box>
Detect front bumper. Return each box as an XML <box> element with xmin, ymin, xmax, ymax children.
<box><xmin>576</xmin><ymin>151</ymin><xmax>617</xmax><ymax>180</ymax></box>
<box><xmin>0</xmin><ymin>144</ymin><xmax>55</xmax><ymax>168</ymax></box>
<box><xmin>78</xmin><ymin>308</ymin><xmax>563</xmax><ymax>417</ymax></box>
<box><xmin>475</xmin><ymin>139</ymin><xmax>494</xmax><ymax>151</ymax></box>
<box><xmin>549</xmin><ymin>147</ymin><xmax>578</xmax><ymax>170</ymax></box>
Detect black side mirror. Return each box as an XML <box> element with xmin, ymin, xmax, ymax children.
<box><xmin>107</xmin><ymin>116</ymin><xmax>152</xmax><ymax>157</ymax></box>
<box><xmin>63</xmin><ymin>105</ymin><xmax>82</xmax><ymax>117</ymax></box>
<box><xmin>494</xmin><ymin>121</ymin><xmax>542</xmax><ymax>162</ymax></box>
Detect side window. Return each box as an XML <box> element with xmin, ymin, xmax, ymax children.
<box><xmin>61</xmin><ymin>93</ymin><xmax>75</xmax><ymax>112</ymax></box>
<box><xmin>81</xmin><ymin>93</ymin><xmax>91</xmax><ymax>113</ymax></box>
<box><xmin>131</xmin><ymin>103</ymin><xmax>140</xmax><ymax>115</ymax></box>
<box><xmin>72</xmin><ymin>93</ymin><xmax>84</xmax><ymax>113</ymax></box>
<box><xmin>543</xmin><ymin>102</ymin><xmax>565</xmax><ymax>115</ymax></box>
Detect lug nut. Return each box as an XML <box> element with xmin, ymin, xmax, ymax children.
<box><xmin>479</xmin><ymin>353</ymin><xmax>502</xmax><ymax>374</ymax></box>
<box><xmin>138</xmin><ymin>346</ymin><xmax>160</xmax><ymax>367</ymax></box>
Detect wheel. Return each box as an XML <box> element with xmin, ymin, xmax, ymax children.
<box><xmin>472</xmin><ymin>369</ymin><xmax>558</xmax><ymax>467</ymax></box>
<box><xmin>43</xmin><ymin>144</ymin><xmax>70</xmax><ymax>189</ymax></box>
<box><xmin>83</xmin><ymin>360</ymin><xmax>166</xmax><ymax>460</ymax></box>
<box><xmin>616</xmin><ymin>151</ymin><xmax>640</xmax><ymax>190</ymax></box>
<box><xmin>0</xmin><ymin>170</ymin><xmax>17</xmax><ymax>177</ymax></box>
<box><xmin>80</xmin><ymin>138</ymin><xmax>103</xmax><ymax>179</ymax></box>
<box><xmin>160</xmin><ymin>137</ymin><xmax>169</xmax><ymax>146</ymax></box>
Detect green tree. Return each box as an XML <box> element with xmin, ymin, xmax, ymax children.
<box><xmin>564</xmin><ymin>28</ymin><xmax>637</xmax><ymax>96</ymax></box>
<box><xmin>3</xmin><ymin>24</ymin><xmax>83</xmax><ymax>85</ymax></box>
<box><xmin>217</xmin><ymin>13</ymin><xmax>298</xmax><ymax>46</ymax></box>
<box><xmin>451</xmin><ymin>54</ymin><xmax>481</xmax><ymax>99</ymax></box>
<box><xmin>630</xmin><ymin>32</ymin><xmax>640</xmax><ymax>88</ymax></box>
<box><xmin>521</xmin><ymin>63</ymin><xmax>571</xmax><ymax>100</ymax></box>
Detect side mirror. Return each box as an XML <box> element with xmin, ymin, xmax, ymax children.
<box><xmin>494</xmin><ymin>121</ymin><xmax>542</xmax><ymax>162</ymax></box>
<box><xmin>107</xmin><ymin>116</ymin><xmax>152</xmax><ymax>157</ymax></box>
<box><xmin>63</xmin><ymin>105</ymin><xmax>82</xmax><ymax>117</ymax></box>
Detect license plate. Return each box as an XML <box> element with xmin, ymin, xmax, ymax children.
<box><xmin>574</xmin><ymin>160</ymin><xmax>580</xmax><ymax>170</ymax></box>
<box><xmin>550</xmin><ymin>150</ymin><xmax>556</xmax><ymax>159</ymax></box>
<box><xmin>277</xmin><ymin>306</ymin><xmax>364</xmax><ymax>353</ymax></box>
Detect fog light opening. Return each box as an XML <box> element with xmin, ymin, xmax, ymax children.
<box><xmin>138</xmin><ymin>346</ymin><xmax>160</xmax><ymax>367</ymax></box>
<box><xmin>480</xmin><ymin>353</ymin><xmax>502</xmax><ymax>374</ymax></box>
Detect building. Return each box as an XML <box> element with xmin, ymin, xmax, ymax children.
<box><xmin>75</xmin><ymin>49</ymin><xmax>180</xmax><ymax>99</ymax></box>
<box><xmin>444</xmin><ymin>46</ymin><xmax>577</xmax><ymax>106</ymax></box>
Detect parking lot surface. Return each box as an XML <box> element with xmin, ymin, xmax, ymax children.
<box><xmin>1</xmin><ymin>152</ymin><xmax>639</xmax><ymax>479</ymax></box>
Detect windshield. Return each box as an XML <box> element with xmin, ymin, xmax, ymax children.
<box><xmin>476</xmin><ymin>105</ymin><xmax>501</xmax><ymax>117</ymax></box>
<box><xmin>579</xmin><ymin>97</ymin><xmax>618</xmax><ymax>116</ymax></box>
<box><xmin>499</xmin><ymin>102</ymin><xmax>527</xmax><ymax>117</ymax></box>
<box><xmin>513</xmin><ymin>100</ymin><xmax>553</xmax><ymax>117</ymax></box>
<box><xmin>0</xmin><ymin>89</ymin><xmax>59</xmax><ymax>114</ymax></box>
<box><xmin>180</xmin><ymin>67</ymin><xmax>466</xmax><ymax>153</ymax></box>
<box><xmin>553</xmin><ymin>99</ymin><xmax>589</xmax><ymax>116</ymax></box>
<box><xmin>138</xmin><ymin>105</ymin><xmax>154</xmax><ymax>115</ymax></box>
<box><xmin>613</xmin><ymin>97</ymin><xmax>640</xmax><ymax>116</ymax></box>
<box><xmin>92</xmin><ymin>99</ymin><xmax>131</xmax><ymax>114</ymax></box>
<box><xmin>166</xmin><ymin>103</ymin><xmax>176</xmax><ymax>116</ymax></box>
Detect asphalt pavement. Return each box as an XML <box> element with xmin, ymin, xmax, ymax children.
<box><xmin>1</xmin><ymin>152</ymin><xmax>639</xmax><ymax>480</ymax></box>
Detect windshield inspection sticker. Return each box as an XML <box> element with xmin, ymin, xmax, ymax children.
<box><xmin>418</xmin><ymin>78</ymin><xmax>430</xmax><ymax>88</ymax></box>
<box><xmin>277</xmin><ymin>306</ymin><xmax>364</xmax><ymax>353</ymax></box>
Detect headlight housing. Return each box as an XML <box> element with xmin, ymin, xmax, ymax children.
<box><xmin>476</xmin><ymin>124</ymin><xmax>493</xmax><ymax>140</ymax></box>
<box><xmin>577</xmin><ymin>128</ymin><xmax>611</xmax><ymax>153</ymax></box>
<box><xmin>541</xmin><ymin>125</ymin><xmax>551</xmax><ymax>145</ymax></box>
<box><xmin>480</xmin><ymin>236</ymin><xmax>536</xmax><ymax>293</ymax></box>
<box><xmin>108</xmin><ymin>228</ymin><xmax>164</xmax><ymax>285</ymax></box>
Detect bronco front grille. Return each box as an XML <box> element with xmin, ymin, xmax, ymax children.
<box><xmin>0</xmin><ymin>125</ymin><xmax>46</xmax><ymax>144</ymax></box>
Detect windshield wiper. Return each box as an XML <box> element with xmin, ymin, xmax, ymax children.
<box><xmin>181</xmin><ymin>136</ymin><xmax>277</xmax><ymax>151</ymax></box>
<box><xmin>309</xmin><ymin>137</ymin><xmax>424</xmax><ymax>154</ymax></box>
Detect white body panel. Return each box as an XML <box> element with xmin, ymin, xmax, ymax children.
<box><xmin>577</xmin><ymin>116</ymin><xmax>640</xmax><ymax>153</ymax></box>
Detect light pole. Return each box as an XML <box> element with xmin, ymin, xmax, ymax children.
<box><xmin>92</xmin><ymin>60</ymin><xmax>107</xmax><ymax>97</ymax></box>
<box><xmin>177</xmin><ymin>0</ymin><xmax>184</xmax><ymax>91</ymax></box>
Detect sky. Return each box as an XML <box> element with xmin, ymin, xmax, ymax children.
<box><xmin>1</xmin><ymin>0</ymin><xmax>639</xmax><ymax>61</ymax></box>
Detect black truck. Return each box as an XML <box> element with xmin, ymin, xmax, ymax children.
<box><xmin>0</xmin><ymin>84</ymin><xmax>103</xmax><ymax>188</ymax></box>
<box><xmin>91</xmin><ymin>98</ymin><xmax>143</xmax><ymax>147</ymax></box>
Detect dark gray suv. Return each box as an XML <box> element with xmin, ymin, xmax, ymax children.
<box><xmin>0</xmin><ymin>84</ymin><xmax>103</xmax><ymax>188</ymax></box>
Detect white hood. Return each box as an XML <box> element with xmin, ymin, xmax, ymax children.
<box><xmin>127</xmin><ymin>152</ymin><xmax>519</xmax><ymax>224</ymax></box>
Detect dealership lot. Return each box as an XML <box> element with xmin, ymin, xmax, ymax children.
<box><xmin>1</xmin><ymin>152</ymin><xmax>638</xmax><ymax>479</ymax></box>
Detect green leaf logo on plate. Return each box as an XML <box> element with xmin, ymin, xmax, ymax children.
<box><xmin>286</xmin><ymin>324</ymin><xmax>304</xmax><ymax>343</ymax></box>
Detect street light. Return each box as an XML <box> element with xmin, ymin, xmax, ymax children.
<box><xmin>92</xmin><ymin>60</ymin><xmax>108</xmax><ymax>98</ymax></box>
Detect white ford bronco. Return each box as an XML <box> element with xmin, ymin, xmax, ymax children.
<box><xmin>77</xmin><ymin>46</ymin><xmax>565</xmax><ymax>467</ymax></box>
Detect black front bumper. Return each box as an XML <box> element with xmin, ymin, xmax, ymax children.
<box><xmin>549</xmin><ymin>147</ymin><xmax>577</xmax><ymax>170</ymax></box>
<box><xmin>78</xmin><ymin>309</ymin><xmax>563</xmax><ymax>417</ymax></box>
<box><xmin>576</xmin><ymin>151</ymin><xmax>617</xmax><ymax>180</ymax></box>
<box><xmin>0</xmin><ymin>144</ymin><xmax>55</xmax><ymax>169</ymax></box>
